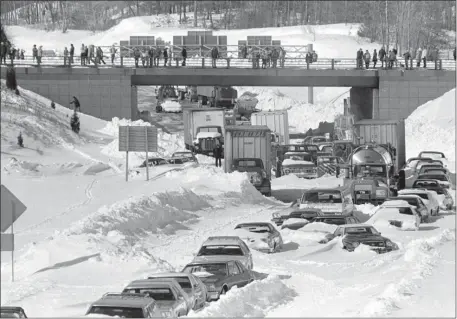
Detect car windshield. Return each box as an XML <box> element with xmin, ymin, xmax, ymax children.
<box><xmin>313</xmin><ymin>138</ymin><xmax>326</xmax><ymax>143</ymax></box>
<box><xmin>354</xmin><ymin>165</ymin><xmax>386</xmax><ymax>178</ymax></box>
<box><xmin>198</xmin><ymin>127</ymin><xmax>219</xmax><ymax>133</ymax></box>
<box><xmin>87</xmin><ymin>306</ymin><xmax>144</xmax><ymax>318</ymax></box>
<box><xmin>420</xmin><ymin>175</ymin><xmax>447</xmax><ymax>181</ymax></box>
<box><xmin>285</xmin><ymin>154</ymin><xmax>312</xmax><ymax>161</ymax></box>
<box><xmin>302</xmin><ymin>191</ymin><xmax>342</xmax><ymax>203</ymax></box>
<box><xmin>183</xmin><ymin>263</ymin><xmax>227</xmax><ymax>276</ymax></box>
<box><xmin>152</xmin><ymin>277</ymin><xmax>192</xmax><ymax>289</ymax></box>
<box><xmin>344</xmin><ymin>226</ymin><xmax>378</xmax><ymax>235</ymax></box>
<box><xmin>421</xmin><ymin>153</ymin><xmax>444</xmax><ymax>160</ymax></box>
<box><xmin>381</xmin><ymin>207</ymin><xmax>414</xmax><ymax>215</ymax></box>
<box><xmin>305</xmin><ymin>145</ymin><xmax>318</xmax><ymax>151</ymax></box>
<box><xmin>414</xmin><ymin>181</ymin><xmax>438</xmax><ymax>188</ymax></box>
<box><xmin>404</xmin><ymin>193</ymin><xmax>429</xmax><ymax>200</ymax></box>
<box><xmin>314</xmin><ymin>218</ymin><xmax>346</xmax><ymax>225</ymax></box>
<box><xmin>124</xmin><ymin>288</ymin><xmax>175</xmax><ymax>301</ymax></box>
<box><xmin>197</xmin><ymin>245</ymin><xmax>244</xmax><ymax>256</ymax></box>
<box><xmin>237</xmin><ymin>224</ymin><xmax>271</xmax><ymax>233</ymax></box>
<box><xmin>318</xmin><ymin>157</ymin><xmax>338</xmax><ymax>164</ymax></box>
<box><xmin>391</xmin><ymin>197</ymin><xmax>418</xmax><ymax>207</ymax></box>
<box><xmin>234</xmin><ymin>159</ymin><xmax>263</xmax><ymax>168</ymax></box>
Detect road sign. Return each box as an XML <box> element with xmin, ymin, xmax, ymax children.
<box><xmin>1</xmin><ymin>185</ymin><xmax>27</xmax><ymax>232</ymax></box>
<box><xmin>119</xmin><ymin>126</ymin><xmax>158</xmax><ymax>182</ymax></box>
<box><xmin>1</xmin><ymin>233</ymin><xmax>14</xmax><ymax>251</ymax></box>
<box><xmin>118</xmin><ymin>126</ymin><xmax>158</xmax><ymax>152</ymax></box>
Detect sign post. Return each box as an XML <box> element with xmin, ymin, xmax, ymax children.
<box><xmin>119</xmin><ymin>126</ymin><xmax>158</xmax><ymax>182</ymax></box>
<box><xmin>1</xmin><ymin>185</ymin><xmax>27</xmax><ymax>282</ymax></box>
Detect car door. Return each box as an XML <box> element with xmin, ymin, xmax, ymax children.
<box><xmin>227</xmin><ymin>261</ymin><xmax>244</xmax><ymax>288</ymax></box>
<box><xmin>172</xmin><ymin>286</ymin><xmax>189</xmax><ymax>315</ymax></box>
<box><xmin>232</xmin><ymin>261</ymin><xmax>251</xmax><ymax>287</ymax></box>
<box><xmin>189</xmin><ymin>275</ymin><xmax>205</xmax><ymax>308</ymax></box>
<box><xmin>239</xmin><ymin>241</ymin><xmax>253</xmax><ymax>269</ymax></box>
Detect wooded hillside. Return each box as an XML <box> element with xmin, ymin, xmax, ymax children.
<box><xmin>1</xmin><ymin>1</ymin><xmax>455</xmax><ymax>52</ymax></box>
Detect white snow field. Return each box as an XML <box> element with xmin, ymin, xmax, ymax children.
<box><xmin>1</xmin><ymin>78</ymin><xmax>456</xmax><ymax>317</ymax></box>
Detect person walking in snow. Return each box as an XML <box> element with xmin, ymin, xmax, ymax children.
<box><xmin>378</xmin><ymin>46</ymin><xmax>386</xmax><ymax>68</ymax></box>
<box><xmin>213</xmin><ymin>143</ymin><xmax>223</xmax><ymax>167</ymax></box>
<box><xmin>415</xmin><ymin>47</ymin><xmax>422</xmax><ymax>67</ymax></box>
<box><xmin>372</xmin><ymin>49</ymin><xmax>378</xmax><ymax>68</ymax></box>
<box><xmin>364</xmin><ymin>50</ymin><xmax>371</xmax><ymax>69</ymax></box>
<box><xmin>421</xmin><ymin>48</ymin><xmax>428</xmax><ymax>68</ymax></box>
<box><xmin>70</xmin><ymin>96</ymin><xmax>81</xmax><ymax>112</ymax></box>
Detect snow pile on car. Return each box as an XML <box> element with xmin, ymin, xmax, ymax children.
<box><xmin>189</xmin><ymin>275</ymin><xmax>296</xmax><ymax>317</ymax></box>
<box><xmin>161</xmin><ymin>100</ymin><xmax>182</xmax><ymax>113</ymax></box>
<box><xmin>359</xmin><ymin>228</ymin><xmax>455</xmax><ymax>316</ymax></box>
<box><xmin>272</xmin><ymin>174</ymin><xmax>344</xmax><ymax>190</ymax></box>
<box><xmin>405</xmin><ymin>88</ymin><xmax>456</xmax><ymax>172</ymax></box>
<box><xmin>99</xmin><ymin>117</ymin><xmax>185</xmax><ymax>166</ymax></box>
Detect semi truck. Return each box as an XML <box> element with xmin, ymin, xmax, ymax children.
<box><xmin>224</xmin><ymin>125</ymin><xmax>272</xmax><ymax>196</ymax></box>
<box><xmin>194</xmin><ymin>86</ymin><xmax>238</xmax><ymax>108</ymax></box>
<box><xmin>250</xmin><ymin>110</ymin><xmax>290</xmax><ymax>145</ymax></box>
<box><xmin>183</xmin><ymin>108</ymin><xmax>226</xmax><ymax>156</ymax></box>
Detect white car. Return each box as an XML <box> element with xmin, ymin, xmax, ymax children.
<box><xmin>368</xmin><ymin>200</ymin><xmax>422</xmax><ymax>230</ymax></box>
<box><xmin>441</xmin><ymin>189</ymin><xmax>454</xmax><ymax>210</ymax></box>
<box><xmin>232</xmin><ymin>222</ymin><xmax>283</xmax><ymax>253</ymax></box>
<box><xmin>398</xmin><ymin>189</ymin><xmax>440</xmax><ymax>216</ymax></box>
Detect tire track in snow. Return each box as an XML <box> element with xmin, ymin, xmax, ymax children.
<box><xmin>16</xmin><ymin>179</ymin><xmax>98</xmax><ymax>235</ymax></box>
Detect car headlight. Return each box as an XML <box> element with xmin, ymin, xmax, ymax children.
<box><xmin>161</xmin><ymin>311</ymin><xmax>172</xmax><ymax>317</ymax></box>
<box><xmin>385</xmin><ymin>240</ymin><xmax>393</xmax><ymax>247</ymax></box>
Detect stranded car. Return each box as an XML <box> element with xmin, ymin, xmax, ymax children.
<box><xmin>311</xmin><ymin>215</ymin><xmax>360</xmax><ymax>226</ymax></box>
<box><xmin>417</xmin><ymin>173</ymin><xmax>451</xmax><ymax>189</ymax></box>
<box><xmin>300</xmin><ymin>186</ymin><xmax>356</xmax><ymax>215</ymax></box>
<box><xmin>146</xmin><ymin>273</ymin><xmax>208</xmax><ymax>310</ymax></box>
<box><xmin>398</xmin><ymin>189</ymin><xmax>440</xmax><ymax>216</ymax></box>
<box><xmin>412</xmin><ymin>179</ymin><xmax>447</xmax><ymax>195</ymax></box>
<box><xmin>0</xmin><ymin>307</ymin><xmax>28</xmax><ymax>318</ymax></box>
<box><xmin>192</xmin><ymin>236</ymin><xmax>253</xmax><ymax>270</ymax></box>
<box><xmin>139</xmin><ymin>157</ymin><xmax>168</xmax><ymax>168</ymax></box>
<box><xmin>276</xmin><ymin>208</ymin><xmax>323</xmax><ymax>230</ymax></box>
<box><xmin>122</xmin><ymin>279</ymin><xmax>191</xmax><ymax>317</ymax></box>
<box><xmin>318</xmin><ymin>224</ymin><xmax>398</xmax><ymax>253</ymax></box>
<box><xmin>85</xmin><ymin>293</ymin><xmax>156</xmax><ymax>318</ymax></box>
<box><xmin>233</xmin><ymin>222</ymin><xmax>283</xmax><ymax>253</ymax></box>
<box><xmin>171</xmin><ymin>151</ymin><xmax>198</xmax><ymax>163</ymax></box>
<box><xmin>281</xmin><ymin>152</ymin><xmax>317</xmax><ymax>179</ymax></box>
<box><xmin>384</xmin><ymin>195</ymin><xmax>430</xmax><ymax>222</ymax></box>
<box><xmin>368</xmin><ymin>200</ymin><xmax>421</xmax><ymax>230</ymax></box>
<box><xmin>182</xmin><ymin>260</ymin><xmax>254</xmax><ymax>301</ymax></box>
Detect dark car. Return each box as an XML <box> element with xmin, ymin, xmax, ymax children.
<box><xmin>0</xmin><ymin>307</ymin><xmax>28</xmax><ymax>318</ymax></box>
<box><xmin>413</xmin><ymin>179</ymin><xmax>448</xmax><ymax>194</ymax></box>
<box><xmin>139</xmin><ymin>157</ymin><xmax>168</xmax><ymax>168</ymax></box>
<box><xmin>311</xmin><ymin>215</ymin><xmax>360</xmax><ymax>226</ymax></box>
<box><xmin>167</xmin><ymin>158</ymin><xmax>185</xmax><ymax>165</ymax></box>
<box><xmin>182</xmin><ymin>260</ymin><xmax>254</xmax><ymax>301</ymax></box>
<box><xmin>417</xmin><ymin>173</ymin><xmax>451</xmax><ymax>189</ymax></box>
<box><xmin>318</xmin><ymin>224</ymin><xmax>398</xmax><ymax>253</ymax></box>
<box><xmin>171</xmin><ymin>151</ymin><xmax>198</xmax><ymax>163</ymax></box>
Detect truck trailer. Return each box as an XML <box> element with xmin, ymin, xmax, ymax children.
<box><xmin>250</xmin><ymin>110</ymin><xmax>290</xmax><ymax>145</ymax></box>
<box><xmin>224</xmin><ymin>125</ymin><xmax>272</xmax><ymax>196</ymax></box>
<box><xmin>196</xmin><ymin>86</ymin><xmax>238</xmax><ymax>108</ymax></box>
<box><xmin>183</xmin><ymin>108</ymin><xmax>226</xmax><ymax>156</ymax></box>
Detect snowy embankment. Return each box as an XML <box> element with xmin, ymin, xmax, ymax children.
<box><xmin>405</xmin><ymin>88</ymin><xmax>456</xmax><ymax>173</ymax></box>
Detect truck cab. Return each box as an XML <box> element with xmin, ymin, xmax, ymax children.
<box><xmin>281</xmin><ymin>152</ymin><xmax>317</xmax><ymax>179</ymax></box>
<box><xmin>193</xmin><ymin>126</ymin><xmax>224</xmax><ymax>156</ymax></box>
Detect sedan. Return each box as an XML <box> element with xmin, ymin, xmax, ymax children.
<box><xmin>368</xmin><ymin>200</ymin><xmax>421</xmax><ymax>230</ymax></box>
<box><xmin>319</xmin><ymin>224</ymin><xmax>398</xmax><ymax>253</ymax></box>
<box><xmin>398</xmin><ymin>189</ymin><xmax>440</xmax><ymax>216</ymax></box>
<box><xmin>146</xmin><ymin>272</ymin><xmax>208</xmax><ymax>310</ymax></box>
<box><xmin>182</xmin><ymin>260</ymin><xmax>255</xmax><ymax>301</ymax></box>
<box><xmin>384</xmin><ymin>195</ymin><xmax>430</xmax><ymax>222</ymax></box>
<box><xmin>172</xmin><ymin>151</ymin><xmax>198</xmax><ymax>163</ymax></box>
<box><xmin>233</xmin><ymin>222</ymin><xmax>283</xmax><ymax>253</ymax></box>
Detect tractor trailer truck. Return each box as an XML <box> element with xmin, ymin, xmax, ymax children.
<box><xmin>250</xmin><ymin>110</ymin><xmax>290</xmax><ymax>145</ymax></box>
<box><xmin>224</xmin><ymin>125</ymin><xmax>272</xmax><ymax>196</ymax></box>
<box><xmin>184</xmin><ymin>108</ymin><xmax>226</xmax><ymax>156</ymax></box>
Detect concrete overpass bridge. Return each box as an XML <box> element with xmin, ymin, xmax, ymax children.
<box><xmin>1</xmin><ymin>63</ymin><xmax>455</xmax><ymax>123</ymax></box>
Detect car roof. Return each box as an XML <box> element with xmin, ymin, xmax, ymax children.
<box><xmin>124</xmin><ymin>279</ymin><xmax>179</xmax><ymax>290</ymax></box>
<box><xmin>399</xmin><ymin>189</ymin><xmax>429</xmax><ymax>194</ymax></box>
<box><xmin>203</xmin><ymin>236</ymin><xmax>243</xmax><ymax>245</ymax></box>
<box><xmin>91</xmin><ymin>293</ymin><xmax>154</xmax><ymax>308</ymax></box>
<box><xmin>185</xmin><ymin>260</ymin><xmax>229</xmax><ymax>267</ymax></box>
<box><xmin>389</xmin><ymin>195</ymin><xmax>421</xmax><ymax>200</ymax></box>
<box><xmin>381</xmin><ymin>200</ymin><xmax>412</xmax><ymax>207</ymax></box>
<box><xmin>304</xmin><ymin>186</ymin><xmax>346</xmax><ymax>192</ymax></box>
<box><xmin>146</xmin><ymin>272</ymin><xmax>190</xmax><ymax>279</ymax></box>
<box><xmin>236</xmin><ymin>222</ymin><xmax>273</xmax><ymax>227</ymax></box>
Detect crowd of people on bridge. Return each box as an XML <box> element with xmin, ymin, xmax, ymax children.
<box><xmin>356</xmin><ymin>46</ymin><xmax>456</xmax><ymax>70</ymax></box>
<box><xmin>0</xmin><ymin>42</ymin><xmax>26</xmax><ymax>65</ymax></box>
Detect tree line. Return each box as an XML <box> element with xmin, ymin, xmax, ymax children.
<box><xmin>1</xmin><ymin>1</ymin><xmax>455</xmax><ymax>51</ymax></box>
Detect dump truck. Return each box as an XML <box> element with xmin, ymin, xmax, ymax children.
<box><xmin>196</xmin><ymin>86</ymin><xmax>238</xmax><ymax>108</ymax></box>
<box><xmin>250</xmin><ymin>110</ymin><xmax>290</xmax><ymax>146</ymax></box>
<box><xmin>224</xmin><ymin>125</ymin><xmax>272</xmax><ymax>196</ymax></box>
<box><xmin>183</xmin><ymin>108</ymin><xmax>226</xmax><ymax>156</ymax></box>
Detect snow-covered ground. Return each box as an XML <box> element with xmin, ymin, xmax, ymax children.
<box><xmin>1</xmin><ymin>78</ymin><xmax>455</xmax><ymax>317</ymax></box>
<box><xmin>1</xmin><ymin>16</ymin><xmax>456</xmax><ymax>318</ymax></box>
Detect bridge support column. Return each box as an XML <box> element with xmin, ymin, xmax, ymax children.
<box><xmin>131</xmin><ymin>85</ymin><xmax>139</xmax><ymax>121</ymax></box>
<box><xmin>349</xmin><ymin>87</ymin><xmax>373</xmax><ymax>121</ymax></box>
<box><xmin>308</xmin><ymin>87</ymin><xmax>314</xmax><ymax>104</ymax></box>
<box><xmin>372</xmin><ymin>88</ymin><xmax>379</xmax><ymax>119</ymax></box>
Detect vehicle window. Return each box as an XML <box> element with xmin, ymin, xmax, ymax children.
<box><xmin>197</xmin><ymin>245</ymin><xmax>244</xmax><ymax>256</ymax></box>
<box><xmin>421</xmin><ymin>175</ymin><xmax>447</xmax><ymax>181</ymax></box>
<box><xmin>302</xmin><ymin>191</ymin><xmax>342</xmax><ymax>203</ymax></box>
<box><xmin>404</xmin><ymin>193</ymin><xmax>428</xmax><ymax>200</ymax></box>
<box><xmin>285</xmin><ymin>154</ymin><xmax>313</xmax><ymax>161</ymax></box>
<box><xmin>183</xmin><ymin>263</ymin><xmax>228</xmax><ymax>276</ymax></box>
<box><xmin>240</xmin><ymin>241</ymin><xmax>250</xmax><ymax>253</ymax></box>
<box><xmin>421</xmin><ymin>153</ymin><xmax>444</xmax><ymax>160</ymax></box>
<box><xmin>414</xmin><ymin>181</ymin><xmax>438</xmax><ymax>188</ymax></box>
<box><xmin>315</xmin><ymin>218</ymin><xmax>346</xmax><ymax>225</ymax></box>
<box><xmin>235</xmin><ymin>261</ymin><xmax>245</xmax><ymax>273</ymax></box>
<box><xmin>334</xmin><ymin>227</ymin><xmax>343</xmax><ymax>236</ymax></box>
<box><xmin>398</xmin><ymin>208</ymin><xmax>414</xmax><ymax>215</ymax></box>
<box><xmin>228</xmin><ymin>262</ymin><xmax>241</xmax><ymax>275</ymax></box>
<box><xmin>313</xmin><ymin>137</ymin><xmax>326</xmax><ymax>143</ymax></box>
<box><xmin>159</xmin><ymin>160</ymin><xmax>167</xmax><ymax>165</ymax></box>
<box><xmin>124</xmin><ymin>288</ymin><xmax>175</xmax><ymax>301</ymax></box>
<box><xmin>237</xmin><ymin>225</ymin><xmax>270</xmax><ymax>233</ymax></box>
<box><xmin>305</xmin><ymin>145</ymin><xmax>318</xmax><ymax>152</ymax></box>
<box><xmin>87</xmin><ymin>306</ymin><xmax>145</xmax><ymax>318</ymax></box>
<box><xmin>156</xmin><ymin>277</ymin><xmax>192</xmax><ymax>289</ymax></box>
<box><xmin>345</xmin><ymin>226</ymin><xmax>378</xmax><ymax>235</ymax></box>
<box><xmin>394</xmin><ymin>198</ymin><xmax>418</xmax><ymax>207</ymax></box>
<box><xmin>354</xmin><ymin>165</ymin><xmax>386</xmax><ymax>178</ymax></box>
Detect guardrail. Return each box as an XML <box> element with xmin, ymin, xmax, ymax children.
<box><xmin>2</xmin><ymin>54</ymin><xmax>454</xmax><ymax>71</ymax></box>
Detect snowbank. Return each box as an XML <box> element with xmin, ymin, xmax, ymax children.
<box><xmin>272</xmin><ymin>174</ymin><xmax>344</xmax><ymax>190</ymax></box>
<box><xmin>406</xmin><ymin>89</ymin><xmax>456</xmax><ymax>172</ymax></box>
<box><xmin>189</xmin><ymin>276</ymin><xmax>296</xmax><ymax>317</ymax></box>
<box><xmin>99</xmin><ymin>117</ymin><xmax>186</xmax><ymax>167</ymax></box>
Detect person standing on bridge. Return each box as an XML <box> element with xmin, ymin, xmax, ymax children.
<box><xmin>279</xmin><ymin>46</ymin><xmax>285</xmax><ymax>68</ymax></box>
<box><xmin>163</xmin><ymin>47</ymin><xmax>169</xmax><ymax>67</ymax></box>
<box><xmin>155</xmin><ymin>47</ymin><xmax>162</xmax><ymax>67</ymax></box>
<box><xmin>403</xmin><ymin>49</ymin><xmax>411</xmax><ymax>70</ymax></box>
<box><xmin>148</xmin><ymin>46</ymin><xmax>154</xmax><ymax>67</ymax></box>
<box><xmin>356</xmin><ymin>48</ymin><xmax>363</xmax><ymax>69</ymax></box>
<box><xmin>133</xmin><ymin>47</ymin><xmax>141</xmax><ymax>68</ymax></box>
<box><xmin>363</xmin><ymin>50</ymin><xmax>371</xmax><ymax>69</ymax></box>
<box><xmin>181</xmin><ymin>46</ymin><xmax>187</xmax><ymax>66</ymax></box>
<box><xmin>32</xmin><ymin>44</ymin><xmax>38</xmax><ymax>63</ymax></box>
<box><xmin>0</xmin><ymin>42</ymin><xmax>7</xmax><ymax>64</ymax></box>
<box><xmin>372</xmin><ymin>49</ymin><xmax>378</xmax><ymax>68</ymax></box>
<box><xmin>69</xmin><ymin>44</ymin><xmax>74</xmax><ymax>65</ymax></box>
<box><xmin>378</xmin><ymin>46</ymin><xmax>386</xmax><ymax>68</ymax></box>
<box><xmin>110</xmin><ymin>44</ymin><xmax>117</xmax><ymax>65</ymax></box>
<box><xmin>271</xmin><ymin>48</ymin><xmax>279</xmax><ymax>68</ymax></box>
<box><xmin>415</xmin><ymin>47</ymin><xmax>422</xmax><ymax>67</ymax></box>
<box><xmin>211</xmin><ymin>46</ymin><xmax>219</xmax><ymax>68</ymax></box>
<box><xmin>37</xmin><ymin>45</ymin><xmax>43</xmax><ymax>66</ymax></box>
<box><xmin>421</xmin><ymin>48</ymin><xmax>427</xmax><ymax>68</ymax></box>
<box><xmin>80</xmin><ymin>44</ymin><xmax>86</xmax><ymax>66</ymax></box>
<box><xmin>84</xmin><ymin>45</ymin><xmax>89</xmax><ymax>65</ymax></box>
<box><xmin>63</xmin><ymin>47</ymin><xmax>69</xmax><ymax>66</ymax></box>
<box><xmin>213</xmin><ymin>143</ymin><xmax>223</xmax><ymax>167</ymax></box>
